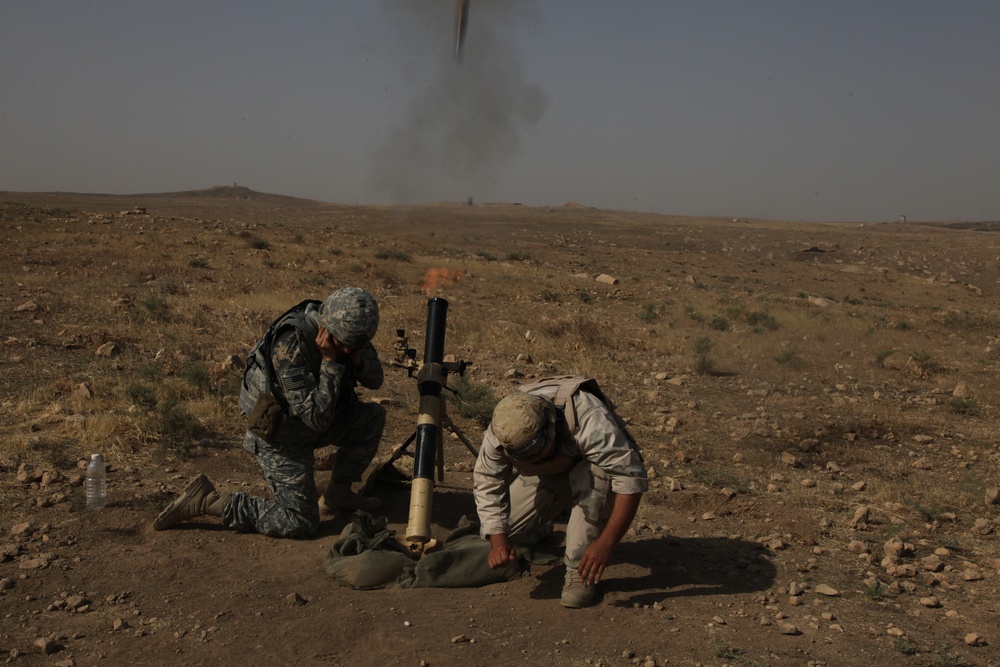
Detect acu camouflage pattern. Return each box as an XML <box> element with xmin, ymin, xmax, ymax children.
<box><xmin>225</xmin><ymin>306</ymin><xmax>386</xmax><ymax>538</ymax></box>
<box><xmin>320</xmin><ymin>286</ymin><xmax>380</xmax><ymax>349</ymax></box>
<box><xmin>474</xmin><ymin>387</ymin><xmax>648</xmax><ymax>560</ymax></box>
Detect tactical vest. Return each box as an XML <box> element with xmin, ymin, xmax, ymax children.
<box><xmin>239</xmin><ymin>299</ymin><xmax>322</xmax><ymax>416</ymax></box>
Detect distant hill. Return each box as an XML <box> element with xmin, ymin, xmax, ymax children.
<box><xmin>136</xmin><ymin>185</ymin><xmax>323</xmax><ymax>207</ymax></box>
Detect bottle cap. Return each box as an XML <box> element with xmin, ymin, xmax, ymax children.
<box><xmin>91</xmin><ymin>453</ymin><xmax>101</xmax><ymax>460</ymax></box>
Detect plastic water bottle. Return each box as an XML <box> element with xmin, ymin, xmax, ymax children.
<box><xmin>85</xmin><ymin>453</ymin><xmax>107</xmax><ymax>510</ymax></box>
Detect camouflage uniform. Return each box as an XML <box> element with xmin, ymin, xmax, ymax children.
<box><xmin>224</xmin><ymin>321</ymin><xmax>385</xmax><ymax>538</ymax></box>
<box><xmin>474</xmin><ymin>388</ymin><xmax>648</xmax><ymax>568</ymax></box>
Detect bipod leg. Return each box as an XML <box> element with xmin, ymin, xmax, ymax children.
<box><xmin>442</xmin><ymin>413</ymin><xmax>479</xmax><ymax>458</ymax></box>
<box><xmin>359</xmin><ymin>430</ymin><xmax>416</xmax><ymax>495</ymax></box>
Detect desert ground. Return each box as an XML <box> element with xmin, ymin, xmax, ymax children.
<box><xmin>1</xmin><ymin>187</ymin><xmax>999</xmax><ymax>666</ymax></box>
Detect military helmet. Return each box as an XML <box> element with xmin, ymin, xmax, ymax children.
<box><xmin>320</xmin><ymin>287</ymin><xmax>380</xmax><ymax>349</ymax></box>
<box><xmin>490</xmin><ymin>392</ymin><xmax>557</xmax><ymax>461</ymax></box>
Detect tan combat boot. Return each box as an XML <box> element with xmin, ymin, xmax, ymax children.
<box><xmin>152</xmin><ymin>474</ymin><xmax>231</xmax><ymax>530</ymax></box>
<box><xmin>319</xmin><ymin>480</ymin><xmax>382</xmax><ymax>515</ymax></box>
<box><xmin>560</xmin><ymin>567</ymin><xmax>595</xmax><ymax>608</ymax></box>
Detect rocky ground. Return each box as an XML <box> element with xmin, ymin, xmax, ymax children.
<box><xmin>1</xmin><ymin>190</ymin><xmax>999</xmax><ymax>666</ymax></box>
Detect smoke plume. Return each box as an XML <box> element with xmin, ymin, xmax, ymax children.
<box><xmin>370</xmin><ymin>1</ymin><xmax>547</xmax><ymax>203</ymax></box>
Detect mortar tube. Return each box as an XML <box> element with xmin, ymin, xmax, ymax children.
<box><xmin>405</xmin><ymin>298</ymin><xmax>450</xmax><ymax>546</ymax></box>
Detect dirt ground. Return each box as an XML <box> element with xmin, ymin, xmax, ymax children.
<box><xmin>1</xmin><ymin>189</ymin><xmax>999</xmax><ymax>666</ymax></box>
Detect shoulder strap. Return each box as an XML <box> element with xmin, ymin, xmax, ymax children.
<box><xmin>517</xmin><ymin>375</ymin><xmax>614</xmax><ymax>434</ymax></box>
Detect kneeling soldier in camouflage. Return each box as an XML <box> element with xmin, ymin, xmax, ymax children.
<box><xmin>474</xmin><ymin>377</ymin><xmax>648</xmax><ymax>607</ymax></box>
<box><xmin>153</xmin><ymin>286</ymin><xmax>385</xmax><ymax>538</ymax></box>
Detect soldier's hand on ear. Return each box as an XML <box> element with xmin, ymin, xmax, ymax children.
<box><xmin>315</xmin><ymin>327</ymin><xmax>339</xmax><ymax>361</ymax></box>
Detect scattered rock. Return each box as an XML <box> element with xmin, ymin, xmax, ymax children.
<box><xmin>798</xmin><ymin>438</ymin><xmax>820</xmax><ymax>452</ymax></box>
<box><xmin>16</xmin><ymin>464</ymin><xmax>43</xmax><ymax>484</ymax></box>
<box><xmin>849</xmin><ymin>506</ymin><xmax>869</xmax><ymax>529</ymax></box>
<box><xmin>848</xmin><ymin>540</ymin><xmax>870</xmax><ymax>554</ymax></box>
<box><xmin>450</xmin><ymin>634</ymin><xmax>468</xmax><ymax>644</ymax></box>
<box><xmin>66</xmin><ymin>594</ymin><xmax>89</xmax><ymax>609</ymax></box>
<box><xmin>814</xmin><ymin>584</ymin><xmax>839</xmax><ymax>596</ymax></box>
<box><xmin>10</xmin><ymin>521</ymin><xmax>33</xmax><ymax>537</ymax></box>
<box><xmin>985</xmin><ymin>487</ymin><xmax>1000</xmax><ymax>506</ymax></box>
<box><xmin>96</xmin><ymin>342</ymin><xmax>118</xmax><ymax>357</ymax></box>
<box><xmin>972</xmin><ymin>518</ymin><xmax>993</xmax><ymax>535</ymax></box>
<box><xmin>33</xmin><ymin>637</ymin><xmax>59</xmax><ymax>655</ymax></box>
<box><xmin>15</xmin><ymin>300</ymin><xmax>39</xmax><ymax>312</ymax></box>
<box><xmin>921</xmin><ymin>555</ymin><xmax>945</xmax><ymax>572</ymax></box>
<box><xmin>919</xmin><ymin>596</ymin><xmax>940</xmax><ymax>608</ymax></box>
<box><xmin>910</xmin><ymin>457</ymin><xmax>932</xmax><ymax>470</ymax></box>
<box><xmin>595</xmin><ymin>274</ymin><xmax>618</xmax><ymax>285</ymax></box>
<box><xmin>780</xmin><ymin>451</ymin><xmax>801</xmax><ymax>467</ymax></box>
<box><xmin>964</xmin><ymin>632</ymin><xmax>986</xmax><ymax>647</ymax></box>
<box><xmin>777</xmin><ymin>621</ymin><xmax>800</xmax><ymax>635</ymax></box>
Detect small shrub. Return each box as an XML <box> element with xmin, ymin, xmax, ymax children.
<box><xmin>693</xmin><ymin>336</ymin><xmax>713</xmax><ymax>374</ymax></box>
<box><xmin>745</xmin><ymin>311</ymin><xmax>778</xmax><ymax>331</ymax></box>
<box><xmin>180</xmin><ymin>360</ymin><xmax>210</xmax><ymax>392</ymax></box>
<box><xmin>914</xmin><ymin>503</ymin><xmax>947</xmax><ymax>522</ymax></box>
<box><xmin>374</xmin><ymin>249</ymin><xmax>412</xmax><ymax>262</ymax></box>
<box><xmin>775</xmin><ymin>349</ymin><xmax>800</xmax><ymax>366</ymax></box>
<box><xmin>875</xmin><ymin>349</ymin><xmax>896</xmax><ymax>367</ymax></box>
<box><xmin>909</xmin><ymin>350</ymin><xmax>937</xmax><ymax>373</ymax></box>
<box><xmin>865</xmin><ymin>581</ymin><xmax>887</xmax><ymax>601</ymax></box>
<box><xmin>188</xmin><ymin>257</ymin><xmax>209</xmax><ymax>268</ymax></box>
<box><xmin>247</xmin><ymin>237</ymin><xmax>270</xmax><ymax>250</ymax></box>
<box><xmin>949</xmin><ymin>397</ymin><xmax>976</xmax><ymax>414</ymax></box>
<box><xmin>476</xmin><ymin>251</ymin><xmax>497</xmax><ymax>261</ymax></box>
<box><xmin>140</xmin><ymin>295</ymin><xmax>168</xmax><ymax>316</ymax></box>
<box><xmin>126</xmin><ymin>383</ymin><xmax>158</xmax><ymax>410</ymax></box>
<box><xmin>577</xmin><ymin>290</ymin><xmax>593</xmax><ymax>304</ymax></box>
<box><xmin>452</xmin><ymin>375</ymin><xmax>497</xmax><ymax>427</ymax></box>
<box><xmin>152</xmin><ymin>400</ymin><xmax>201</xmax><ymax>458</ymax></box>
<box><xmin>136</xmin><ymin>362</ymin><xmax>163</xmax><ymax>382</ymax></box>
<box><xmin>506</xmin><ymin>252</ymin><xmax>531</xmax><ymax>262</ymax></box>
<box><xmin>539</xmin><ymin>289</ymin><xmax>560</xmax><ymax>303</ymax></box>
<box><xmin>709</xmin><ymin>315</ymin><xmax>729</xmax><ymax>331</ymax></box>
<box><xmin>637</xmin><ymin>303</ymin><xmax>658</xmax><ymax>322</ymax></box>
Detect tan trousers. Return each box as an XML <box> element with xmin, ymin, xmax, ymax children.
<box><xmin>506</xmin><ymin>460</ymin><xmax>612</xmax><ymax>568</ymax></box>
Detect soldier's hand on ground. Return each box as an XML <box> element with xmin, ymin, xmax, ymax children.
<box><xmin>578</xmin><ymin>538</ymin><xmax>614</xmax><ymax>586</ymax></box>
<box><xmin>487</xmin><ymin>534</ymin><xmax>517</xmax><ymax>569</ymax></box>
<box><xmin>488</xmin><ymin>543</ymin><xmax>516</xmax><ymax>569</ymax></box>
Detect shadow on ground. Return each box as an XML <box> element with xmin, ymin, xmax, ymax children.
<box><xmin>528</xmin><ymin>536</ymin><xmax>775</xmax><ymax>606</ymax></box>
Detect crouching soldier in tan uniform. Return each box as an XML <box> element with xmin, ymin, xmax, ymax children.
<box><xmin>153</xmin><ymin>286</ymin><xmax>385</xmax><ymax>538</ymax></box>
<box><xmin>474</xmin><ymin>377</ymin><xmax>648</xmax><ymax>607</ymax></box>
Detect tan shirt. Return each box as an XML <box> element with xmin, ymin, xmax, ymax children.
<box><xmin>474</xmin><ymin>389</ymin><xmax>648</xmax><ymax>537</ymax></box>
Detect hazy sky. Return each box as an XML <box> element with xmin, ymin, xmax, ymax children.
<box><xmin>3</xmin><ymin>1</ymin><xmax>999</xmax><ymax>222</ymax></box>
